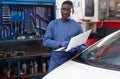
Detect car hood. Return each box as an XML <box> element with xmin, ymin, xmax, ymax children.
<box><xmin>42</xmin><ymin>60</ymin><xmax>120</xmax><ymax>79</ymax></box>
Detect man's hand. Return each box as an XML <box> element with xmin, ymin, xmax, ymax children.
<box><xmin>60</xmin><ymin>41</ymin><xmax>69</xmax><ymax>47</ymax></box>
<box><xmin>68</xmin><ymin>48</ymin><xmax>77</xmax><ymax>53</ymax></box>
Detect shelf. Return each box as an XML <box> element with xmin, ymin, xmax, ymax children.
<box><xmin>0</xmin><ymin>52</ymin><xmax>51</xmax><ymax>61</ymax></box>
<box><xmin>21</xmin><ymin>72</ymin><xmax>48</xmax><ymax>78</ymax></box>
<box><xmin>0</xmin><ymin>0</ymin><xmax>54</xmax><ymax>78</ymax></box>
<box><xmin>1</xmin><ymin>0</ymin><xmax>55</xmax><ymax>5</ymax></box>
<box><xmin>0</xmin><ymin>38</ymin><xmax>43</xmax><ymax>43</ymax></box>
<box><xmin>1</xmin><ymin>1</ymin><xmax>54</xmax><ymax>5</ymax></box>
<box><xmin>1</xmin><ymin>75</ymin><xmax>18</xmax><ymax>79</ymax></box>
<box><xmin>0</xmin><ymin>71</ymin><xmax>48</xmax><ymax>79</ymax></box>
<box><xmin>3</xmin><ymin>0</ymin><xmax>55</xmax><ymax>3</ymax></box>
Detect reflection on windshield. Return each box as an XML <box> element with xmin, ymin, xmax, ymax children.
<box><xmin>74</xmin><ymin>32</ymin><xmax>120</xmax><ymax>66</ymax></box>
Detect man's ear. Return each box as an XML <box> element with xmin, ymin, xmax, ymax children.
<box><xmin>72</xmin><ymin>7</ymin><xmax>74</xmax><ymax>14</ymax></box>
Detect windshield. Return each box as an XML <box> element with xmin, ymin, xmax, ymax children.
<box><xmin>73</xmin><ymin>31</ymin><xmax>120</xmax><ymax>66</ymax></box>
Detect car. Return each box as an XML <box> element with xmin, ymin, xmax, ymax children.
<box><xmin>42</xmin><ymin>30</ymin><xmax>120</xmax><ymax>79</ymax></box>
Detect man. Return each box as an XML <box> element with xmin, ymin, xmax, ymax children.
<box><xmin>43</xmin><ymin>0</ymin><xmax>86</xmax><ymax>72</ymax></box>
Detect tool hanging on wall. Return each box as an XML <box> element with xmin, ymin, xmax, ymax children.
<box><xmin>11</xmin><ymin>14</ymin><xmax>23</xmax><ymax>39</ymax></box>
<box><xmin>4</xmin><ymin>26</ymin><xmax>11</xmax><ymax>39</ymax></box>
<box><xmin>24</xmin><ymin>10</ymin><xmax>36</xmax><ymax>35</ymax></box>
<box><xmin>0</xmin><ymin>25</ymin><xmax>4</xmax><ymax>39</ymax></box>
<box><xmin>1</xmin><ymin>4</ymin><xmax>11</xmax><ymax>25</ymax></box>
<box><xmin>35</xmin><ymin>6</ymin><xmax>51</xmax><ymax>36</ymax></box>
<box><xmin>10</xmin><ymin>4</ymin><xmax>24</xmax><ymax>39</ymax></box>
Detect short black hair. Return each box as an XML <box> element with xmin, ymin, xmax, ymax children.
<box><xmin>62</xmin><ymin>0</ymin><xmax>74</xmax><ymax>14</ymax></box>
<box><xmin>62</xmin><ymin>0</ymin><xmax>73</xmax><ymax>8</ymax></box>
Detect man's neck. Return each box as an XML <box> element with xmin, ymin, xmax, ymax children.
<box><xmin>61</xmin><ymin>18</ymin><xmax>70</xmax><ymax>22</ymax></box>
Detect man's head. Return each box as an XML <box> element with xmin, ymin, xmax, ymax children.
<box><xmin>61</xmin><ymin>1</ymin><xmax>74</xmax><ymax>22</ymax></box>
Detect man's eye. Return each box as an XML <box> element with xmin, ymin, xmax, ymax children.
<box><xmin>61</xmin><ymin>8</ymin><xmax>71</xmax><ymax>12</ymax></box>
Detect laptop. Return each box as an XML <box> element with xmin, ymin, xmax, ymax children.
<box><xmin>55</xmin><ymin>29</ymin><xmax>92</xmax><ymax>52</ymax></box>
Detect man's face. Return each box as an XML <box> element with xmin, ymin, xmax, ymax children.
<box><xmin>61</xmin><ymin>4</ymin><xmax>72</xmax><ymax>22</ymax></box>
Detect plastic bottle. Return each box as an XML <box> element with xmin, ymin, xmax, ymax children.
<box><xmin>42</xmin><ymin>61</ymin><xmax>46</xmax><ymax>72</ymax></box>
<box><xmin>34</xmin><ymin>61</ymin><xmax>38</xmax><ymax>73</ymax></box>
<box><xmin>6</xmin><ymin>68</ymin><xmax>10</xmax><ymax>77</ymax></box>
<box><xmin>22</xmin><ymin>63</ymin><xmax>27</xmax><ymax>74</ymax></box>
<box><xmin>29</xmin><ymin>61</ymin><xmax>34</xmax><ymax>74</ymax></box>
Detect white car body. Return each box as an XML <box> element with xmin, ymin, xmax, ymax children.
<box><xmin>43</xmin><ymin>60</ymin><xmax>120</xmax><ymax>79</ymax></box>
<box><xmin>43</xmin><ymin>30</ymin><xmax>120</xmax><ymax>79</ymax></box>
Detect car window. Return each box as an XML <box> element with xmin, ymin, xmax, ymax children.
<box><xmin>73</xmin><ymin>32</ymin><xmax>120</xmax><ymax>66</ymax></box>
